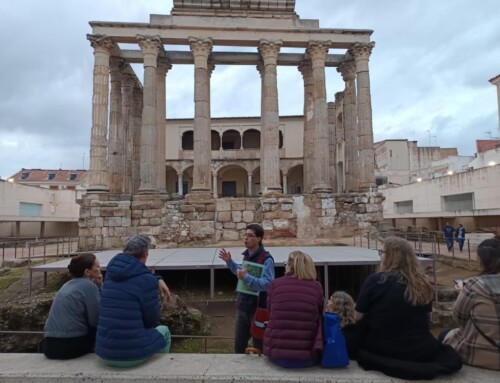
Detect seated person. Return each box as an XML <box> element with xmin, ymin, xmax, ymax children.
<box><xmin>43</xmin><ymin>253</ymin><xmax>102</xmax><ymax>359</ymax></box>
<box><xmin>443</xmin><ymin>236</ymin><xmax>500</xmax><ymax>370</ymax></box>
<box><xmin>95</xmin><ymin>235</ymin><xmax>173</xmax><ymax>367</ymax></box>
<box><xmin>351</xmin><ymin>237</ymin><xmax>462</xmax><ymax>380</ymax></box>
<box><xmin>327</xmin><ymin>291</ymin><xmax>355</xmax><ymax>328</ymax></box>
<box><xmin>264</xmin><ymin>251</ymin><xmax>324</xmax><ymax>368</ymax></box>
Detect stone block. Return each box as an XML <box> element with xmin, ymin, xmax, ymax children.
<box><xmin>354</xmin><ymin>196</ymin><xmax>369</xmax><ymax>204</ymax></box>
<box><xmin>246</xmin><ymin>200</ymin><xmax>260</xmax><ymax>211</ymax></box>
<box><xmin>132</xmin><ymin>210</ymin><xmax>143</xmax><ymax>219</ymax></box>
<box><xmin>199</xmin><ymin>212</ymin><xmax>216</xmax><ymax>220</ymax></box>
<box><xmin>184</xmin><ymin>213</ymin><xmax>197</xmax><ymax>221</ymax></box>
<box><xmin>217</xmin><ymin>211</ymin><xmax>232</xmax><ymax>222</ymax></box>
<box><xmin>86</xmin><ymin>218</ymin><xmax>96</xmax><ymax>228</ymax></box>
<box><xmin>140</xmin><ymin>218</ymin><xmax>150</xmax><ymax>226</ymax></box>
<box><xmin>143</xmin><ymin>209</ymin><xmax>161</xmax><ymax>218</ymax></box>
<box><xmin>231</xmin><ymin>200</ymin><xmax>246</xmax><ymax>211</ymax></box>
<box><xmin>273</xmin><ymin>219</ymin><xmax>289</xmax><ymax>230</ymax></box>
<box><xmin>90</xmin><ymin>207</ymin><xmax>101</xmax><ymax>217</ymax></box>
<box><xmin>236</xmin><ymin>222</ymin><xmax>247</xmax><ymax>230</ymax></box>
<box><xmin>216</xmin><ymin>199</ymin><xmax>231</xmax><ymax>211</ymax></box>
<box><xmin>242</xmin><ymin>210</ymin><xmax>254</xmax><ymax>223</ymax></box>
<box><xmin>356</xmin><ymin>204</ymin><xmax>367</xmax><ymax>214</ymax></box>
<box><xmin>262</xmin><ymin>201</ymin><xmax>278</xmax><ymax>212</ymax></box>
<box><xmin>132</xmin><ymin>202</ymin><xmax>151</xmax><ymax>210</ymax></box>
<box><xmin>223</xmin><ymin>222</ymin><xmax>237</xmax><ymax>229</ymax></box>
<box><xmin>215</xmin><ymin>222</ymin><xmax>223</xmax><ymax>230</ymax></box>
<box><xmin>180</xmin><ymin>205</ymin><xmax>196</xmax><ymax>213</ymax></box>
<box><xmin>278</xmin><ymin>198</ymin><xmax>293</xmax><ymax>204</ymax></box>
<box><xmin>222</xmin><ymin>230</ymin><xmax>240</xmax><ymax>241</ymax></box>
<box><xmin>104</xmin><ymin>217</ymin><xmax>123</xmax><ymax>227</ymax></box>
<box><xmin>100</xmin><ymin>202</ymin><xmax>119</xmax><ymax>208</ymax></box>
<box><xmin>320</xmin><ymin>217</ymin><xmax>336</xmax><ymax>227</ymax></box>
<box><xmin>190</xmin><ymin>221</ymin><xmax>215</xmax><ymax>236</ymax></box>
<box><xmin>113</xmin><ymin>209</ymin><xmax>128</xmax><ymax>217</ymax></box>
<box><xmin>150</xmin><ymin>218</ymin><xmax>162</xmax><ymax>226</ymax></box>
<box><xmin>232</xmin><ymin>211</ymin><xmax>242</xmax><ymax>223</ymax></box>
<box><xmin>262</xmin><ymin>220</ymin><xmax>273</xmax><ymax>230</ymax></box>
<box><xmin>194</xmin><ymin>204</ymin><xmax>206</xmax><ymax>213</ymax></box>
<box><xmin>205</xmin><ymin>203</ymin><xmax>216</xmax><ymax>212</ymax></box>
<box><xmin>366</xmin><ymin>204</ymin><xmax>380</xmax><ymax>213</ymax></box>
<box><xmin>121</xmin><ymin>217</ymin><xmax>131</xmax><ymax>226</ymax></box>
<box><xmin>95</xmin><ymin>217</ymin><xmax>104</xmax><ymax>227</ymax></box>
<box><xmin>280</xmin><ymin>202</ymin><xmax>293</xmax><ymax>211</ymax></box>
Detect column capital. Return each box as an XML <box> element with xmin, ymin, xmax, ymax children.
<box><xmin>298</xmin><ymin>59</ymin><xmax>312</xmax><ymax>78</ymax></box>
<box><xmin>189</xmin><ymin>37</ymin><xmax>213</xmax><ymax>59</ymax></box>
<box><xmin>337</xmin><ymin>60</ymin><xmax>356</xmax><ymax>82</ymax></box>
<box><xmin>306</xmin><ymin>41</ymin><xmax>331</xmax><ymax>66</ymax></box>
<box><xmin>335</xmin><ymin>91</ymin><xmax>344</xmax><ymax>104</ymax></box>
<box><xmin>157</xmin><ymin>57</ymin><xmax>172</xmax><ymax>74</ymax></box>
<box><xmin>87</xmin><ymin>34</ymin><xmax>114</xmax><ymax>53</ymax></box>
<box><xmin>137</xmin><ymin>35</ymin><xmax>162</xmax><ymax>55</ymax></box>
<box><xmin>258</xmin><ymin>39</ymin><xmax>282</xmax><ymax>64</ymax></box>
<box><xmin>349</xmin><ymin>41</ymin><xmax>375</xmax><ymax>62</ymax></box>
<box><xmin>109</xmin><ymin>56</ymin><xmax>126</xmax><ymax>70</ymax></box>
<box><xmin>121</xmin><ymin>72</ymin><xmax>135</xmax><ymax>88</ymax></box>
<box><xmin>256</xmin><ymin>59</ymin><xmax>265</xmax><ymax>77</ymax></box>
<box><xmin>208</xmin><ymin>58</ymin><xmax>215</xmax><ymax>77</ymax></box>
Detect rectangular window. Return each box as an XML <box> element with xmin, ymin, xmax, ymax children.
<box><xmin>21</xmin><ymin>172</ymin><xmax>30</xmax><ymax>180</ymax></box>
<box><xmin>69</xmin><ymin>173</ymin><xmax>77</xmax><ymax>181</ymax></box>
<box><xmin>443</xmin><ymin>193</ymin><xmax>474</xmax><ymax>212</ymax></box>
<box><xmin>48</xmin><ymin>173</ymin><xmax>56</xmax><ymax>180</ymax></box>
<box><xmin>395</xmin><ymin>200</ymin><xmax>413</xmax><ymax>214</ymax></box>
<box><xmin>19</xmin><ymin>202</ymin><xmax>42</xmax><ymax>217</ymax></box>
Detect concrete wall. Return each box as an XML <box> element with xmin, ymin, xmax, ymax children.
<box><xmin>382</xmin><ymin>165</ymin><xmax>500</xmax><ymax>222</ymax></box>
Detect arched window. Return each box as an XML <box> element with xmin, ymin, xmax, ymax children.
<box><xmin>242</xmin><ymin>129</ymin><xmax>260</xmax><ymax>149</ymax></box>
<box><xmin>211</xmin><ymin>130</ymin><xmax>221</xmax><ymax>150</ymax></box>
<box><xmin>221</xmin><ymin>130</ymin><xmax>241</xmax><ymax>150</ymax></box>
<box><xmin>182</xmin><ymin>131</ymin><xmax>194</xmax><ymax>150</ymax></box>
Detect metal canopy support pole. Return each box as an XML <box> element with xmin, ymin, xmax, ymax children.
<box><xmin>28</xmin><ymin>269</ymin><xmax>33</xmax><ymax>297</ymax></box>
<box><xmin>323</xmin><ymin>265</ymin><xmax>329</xmax><ymax>301</ymax></box>
<box><xmin>210</xmin><ymin>268</ymin><xmax>215</xmax><ymax>299</ymax></box>
<box><xmin>433</xmin><ymin>258</ymin><xmax>438</xmax><ymax>305</ymax></box>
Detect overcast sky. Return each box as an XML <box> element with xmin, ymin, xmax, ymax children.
<box><xmin>0</xmin><ymin>0</ymin><xmax>499</xmax><ymax>179</ymax></box>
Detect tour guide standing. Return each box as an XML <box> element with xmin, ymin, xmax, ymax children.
<box><xmin>219</xmin><ymin>224</ymin><xmax>275</xmax><ymax>353</ymax></box>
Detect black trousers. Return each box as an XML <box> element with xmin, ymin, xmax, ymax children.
<box><xmin>43</xmin><ymin>328</ymin><xmax>96</xmax><ymax>360</ymax></box>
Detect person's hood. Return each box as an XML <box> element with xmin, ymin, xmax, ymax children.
<box><xmin>106</xmin><ymin>253</ymin><xmax>149</xmax><ymax>282</ymax></box>
<box><xmin>467</xmin><ymin>275</ymin><xmax>500</xmax><ymax>304</ymax></box>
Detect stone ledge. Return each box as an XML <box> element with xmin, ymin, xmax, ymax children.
<box><xmin>0</xmin><ymin>353</ymin><xmax>496</xmax><ymax>383</ymax></box>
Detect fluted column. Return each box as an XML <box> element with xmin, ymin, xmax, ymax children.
<box><xmin>328</xmin><ymin>102</ymin><xmax>337</xmax><ymax>193</ymax></box>
<box><xmin>298</xmin><ymin>60</ymin><xmax>314</xmax><ymax>194</ymax></box>
<box><xmin>108</xmin><ymin>57</ymin><xmax>124</xmax><ymax>194</ymax></box>
<box><xmin>132</xmin><ymin>85</ymin><xmax>143</xmax><ymax>194</ymax></box>
<box><xmin>338</xmin><ymin>60</ymin><xmax>358</xmax><ymax>192</ymax></box>
<box><xmin>351</xmin><ymin>42</ymin><xmax>376</xmax><ymax>191</ymax></box>
<box><xmin>258</xmin><ymin>40</ymin><xmax>282</xmax><ymax>195</ymax></box>
<box><xmin>121</xmin><ymin>72</ymin><xmax>134</xmax><ymax>194</ymax></box>
<box><xmin>156</xmin><ymin>58</ymin><xmax>171</xmax><ymax>194</ymax></box>
<box><xmin>189</xmin><ymin>37</ymin><xmax>213</xmax><ymax>198</ymax></box>
<box><xmin>334</xmin><ymin>91</ymin><xmax>345</xmax><ymax>193</ymax></box>
<box><xmin>86</xmin><ymin>34</ymin><xmax>114</xmax><ymax>192</ymax></box>
<box><xmin>307</xmin><ymin>41</ymin><xmax>332</xmax><ymax>193</ymax></box>
<box><xmin>137</xmin><ymin>34</ymin><xmax>162</xmax><ymax>194</ymax></box>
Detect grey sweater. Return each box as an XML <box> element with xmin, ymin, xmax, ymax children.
<box><xmin>44</xmin><ymin>278</ymin><xmax>100</xmax><ymax>338</ymax></box>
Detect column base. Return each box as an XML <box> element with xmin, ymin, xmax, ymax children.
<box><xmin>137</xmin><ymin>188</ymin><xmax>159</xmax><ymax>195</ymax></box>
<box><xmin>312</xmin><ymin>186</ymin><xmax>333</xmax><ymax>194</ymax></box>
<box><xmin>86</xmin><ymin>185</ymin><xmax>109</xmax><ymax>193</ymax></box>
<box><xmin>261</xmin><ymin>190</ymin><xmax>284</xmax><ymax>198</ymax></box>
<box><xmin>186</xmin><ymin>190</ymin><xmax>214</xmax><ymax>202</ymax></box>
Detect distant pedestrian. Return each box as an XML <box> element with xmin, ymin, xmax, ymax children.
<box><xmin>455</xmin><ymin>224</ymin><xmax>466</xmax><ymax>252</ymax></box>
<box><xmin>443</xmin><ymin>222</ymin><xmax>455</xmax><ymax>252</ymax></box>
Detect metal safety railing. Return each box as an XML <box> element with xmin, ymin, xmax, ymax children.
<box><xmin>0</xmin><ymin>330</ymin><xmax>234</xmax><ymax>354</ymax></box>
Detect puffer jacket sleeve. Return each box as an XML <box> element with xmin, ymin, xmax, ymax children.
<box><xmin>141</xmin><ymin>274</ymin><xmax>161</xmax><ymax>329</ymax></box>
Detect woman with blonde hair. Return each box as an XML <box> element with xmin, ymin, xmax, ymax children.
<box><xmin>352</xmin><ymin>237</ymin><xmax>462</xmax><ymax>380</ymax></box>
<box><xmin>263</xmin><ymin>251</ymin><xmax>324</xmax><ymax>368</ymax></box>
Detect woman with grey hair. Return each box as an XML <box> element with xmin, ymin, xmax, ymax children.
<box><xmin>95</xmin><ymin>235</ymin><xmax>173</xmax><ymax>367</ymax></box>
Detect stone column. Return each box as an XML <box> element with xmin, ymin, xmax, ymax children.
<box><xmin>189</xmin><ymin>37</ymin><xmax>213</xmax><ymax>198</ymax></box>
<box><xmin>177</xmin><ymin>173</ymin><xmax>183</xmax><ymax>196</ymax></box>
<box><xmin>298</xmin><ymin>60</ymin><xmax>314</xmax><ymax>194</ymax></box>
<box><xmin>132</xmin><ymin>85</ymin><xmax>143</xmax><ymax>194</ymax></box>
<box><xmin>156</xmin><ymin>58</ymin><xmax>171</xmax><ymax>194</ymax></box>
<box><xmin>337</xmin><ymin>60</ymin><xmax>358</xmax><ymax>192</ymax></box>
<box><xmin>121</xmin><ymin>72</ymin><xmax>135</xmax><ymax>194</ymax></box>
<box><xmin>334</xmin><ymin>91</ymin><xmax>345</xmax><ymax>193</ymax></box>
<box><xmin>282</xmin><ymin>172</ymin><xmax>288</xmax><ymax>195</ymax></box>
<box><xmin>212</xmin><ymin>173</ymin><xmax>218</xmax><ymax>198</ymax></box>
<box><xmin>137</xmin><ymin>34</ymin><xmax>162</xmax><ymax>194</ymax></box>
<box><xmin>258</xmin><ymin>39</ymin><xmax>283</xmax><ymax>195</ymax></box>
<box><xmin>489</xmin><ymin>75</ymin><xmax>500</xmax><ymax>139</ymax></box>
<box><xmin>307</xmin><ymin>41</ymin><xmax>332</xmax><ymax>193</ymax></box>
<box><xmin>328</xmin><ymin>102</ymin><xmax>337</xmax><ymax>193</ymax></box>
<box><xmin>351</xmin><ymin>42</ymin><xmax>376</xmax><ymax>191</ymax></box>
<box><xmin>86</xmin><ymin>34</ymin><xmax>114</xmax><ymax>192</ymax></box>
<box><xmin>108</xmin><ymin>57</ymin><xmax>124</xmax><ymax>194</ymax></box>
<box><xmin>247</xmin><ymin>173</ymin><xmax>253</xmax><ymax>196</ymax></box>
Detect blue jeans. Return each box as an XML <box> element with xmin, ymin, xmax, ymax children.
<box><xmin>234</xmin><ymin>309</ymin><xmax>262</xmax><ymax>354</ymax></box>
<box><xmin>445</xmin><ymin>237</ymin><xmax>454</xmax><ymax>251</ymax></box>
<box><xmin>457</xmin><ymin>238</ymin><xmax>465</xmax><ymax>251</ymax></box>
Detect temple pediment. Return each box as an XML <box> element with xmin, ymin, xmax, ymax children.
<box><xmin>172</xmin><ymin>0</ymin><xmax>297</xmax><ymax>18</ymax></box>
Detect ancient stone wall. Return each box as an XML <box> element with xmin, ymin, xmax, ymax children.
<box><xmin>78</xmin><ymin>193</ymin><xmax>384</xmax><ymax>250</ymax></box>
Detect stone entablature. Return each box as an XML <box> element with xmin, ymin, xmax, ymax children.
<box><xmin>78</xmin><ymin>193</ymin><xmax>384</xmax><ymax>250</ymax></box>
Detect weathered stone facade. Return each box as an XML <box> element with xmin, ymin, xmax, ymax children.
<box><xmin>78</xmin><ymin>193</ymin><xmax>384</xmax><ymax>250</ymax></box>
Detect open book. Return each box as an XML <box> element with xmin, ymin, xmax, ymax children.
<box><xmin>236</xmin><ymin>260</ymin><xmax>264</xmax><ymax>296</ymax></box>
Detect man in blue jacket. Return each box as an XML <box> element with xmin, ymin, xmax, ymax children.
<box><xmin>96</xmin><ymin>234</ymin><xmax>172</xmax><ymax>367</ymax></box>
<box><xmin>443</xmin><ymin>222</ymin><xmax>455</xmax><ymax>252</ymax></box>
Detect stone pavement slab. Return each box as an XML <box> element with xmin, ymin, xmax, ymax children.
<box><xmin>0</xmin><ymin>353</ymin><xmax>497</xmax><ymax>383</ymax></box>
